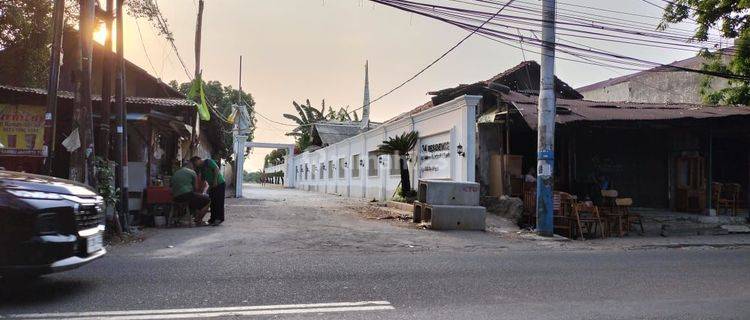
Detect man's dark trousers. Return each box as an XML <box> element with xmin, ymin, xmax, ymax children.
<box><xmin>208</xmin><ymin>182</ymin><xmax>226</xmax><ymax>223</ymax></box>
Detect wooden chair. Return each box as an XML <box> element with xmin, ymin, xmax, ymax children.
<box><xmin>571</xmin><ymin>202</ymin><xmax>606</xmax><ymax>239</ymax></box>
<box><xmin>711</xmin><ymin>182</ymin><xmax>722</xmax><ymax>207</ymax></box>
<box><xmin>523</xmin><ymin>188</ymin><xmax>536</xmax><ymax>226</ymax></box>
<box><xmin>615</xmin><ymin>198</ymin><xmax>643</xmax><ymax>235</ymax></box>
<box><xmin>600</xmin><ymin>190</ymin><xmax>625</xmax><ymax>237</ymax></box>
<box><xmin>553</xmin><ymin>192</ymin><xmax>575</xmax><ymax>238</ymax></box>
<box><xmin>717</xmin><ymin>183</ymin><xmax>741</xmax><ymax>215</ymax></box>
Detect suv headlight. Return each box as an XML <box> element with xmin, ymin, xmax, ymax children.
<box><xmin>7</xmin><ymin>190</ymin><xmax>64</xmax><ymax>200</ymax></box>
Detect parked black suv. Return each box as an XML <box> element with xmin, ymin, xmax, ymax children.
<box><xmin>0</xmin><ymin>170</ymin><xmax>106</xmax><ymax>277</ymax></box>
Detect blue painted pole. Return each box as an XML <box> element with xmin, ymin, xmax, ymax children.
<box><xmin>536</xmin><ymin>0</ymin><xmax>556</xmax><ymax>237</ymax></box>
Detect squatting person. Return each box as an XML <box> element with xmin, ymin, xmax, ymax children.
<box><xmin>171</xmin><ymin>160</ymin><xmax>210</xmax><ymax>226</ymax></box>
<box><xmin>193</xmin><ymin>156</ymin><xmax>226</xmax><ymax>226</ymax></box>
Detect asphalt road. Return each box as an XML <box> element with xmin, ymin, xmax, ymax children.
<box><xmin>1</xmin><ymin>184</ymin><xmax>749</xmax><ymax>320</ymax></box>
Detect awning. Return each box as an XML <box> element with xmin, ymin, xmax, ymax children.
<box><xmin>124</xmin><ymin>111</ymin><xmax>191</xmax><ymax>138</ymax></box>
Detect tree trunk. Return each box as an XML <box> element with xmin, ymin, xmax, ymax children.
<box><xmin>399</xmin><ymin>157</ymin><xmax>411</xmax><ymax>196</ymax></box>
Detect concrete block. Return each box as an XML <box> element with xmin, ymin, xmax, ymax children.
<box><xmin>413</xmin><ymin>201</ymin><xmax>426</xmax><ymax>223</ymax></box>
<box><xmin>424</xmin><ymin>204</ymin><xmax>486</xmax><ymax>230</ymax></box>
<box><xmin>418</xmin><ymin>180</ymin><xmax>480</xmax><ymax>206</ymax></box>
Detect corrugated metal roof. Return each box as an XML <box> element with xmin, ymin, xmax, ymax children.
<box><xmin>0</xmin><ymin>85</ymin><xmax>194</xmax><ymax>108</ymax></box>
<box><xmin>501</xmin><ymin>91</ymin><xmax>750</xmax><ymax>129</ymax></box>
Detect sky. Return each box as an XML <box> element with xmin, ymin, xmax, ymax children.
<box><xmin>115</xmin><ymin>0</ymin><xmax>710</xmax><ymax>171</ymax></box>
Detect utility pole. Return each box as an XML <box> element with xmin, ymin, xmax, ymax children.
<box><xmin>195</xmin><ymin>0</ymin><xmax>204</xmax><ymax>80</ymax></box>
<box><xmin>189</xmin><ymin>0</ymin><xmax>204</xmax><ymax>157</ymax></box>
<box><xmin>71</xmin><ymin>0</ymin><xmax>97</xmax><ymax>185</ymax></box>
<box><xmin>234</xmin><ymin>55</ymin><xmax>245</xmax><ymax>197</ymax></box>
<box><xmin>43</xmin><ymin>0</ymin><xmax>65</xmax><ymax>176</ymax></box>
<box><xmin>238</xmin><ymin>55</ymin><xmax>242</xmax><ymax>105</ymax></box>
<box><xmin>535</xmin><ymin>0</ymin><xmax>556</xmax><ymax>237</ymax></box>
<box><xmin>114</xmin><ymin>0</ymin><xmax>129</xmax><ymax>231</ymax></box>
<box><xmin>98</xmin><ymin>0</ymin><xmax>114</xmax><ymax>160</ymax></box>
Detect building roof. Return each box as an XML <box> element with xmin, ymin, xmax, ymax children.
<box><xmin>499</xmin><ymin>90</ymin><xmax>750</xmax><ymax>129</ymax></box>
<box><xmin>383</xmin><ymin>61</ymin><xmax>582</xmax><ymax>126</ymax></box>
<box><xmin>576</xmin><ymin>47</ymin><xmax>736</xmax><ymax>93</ymax></box>
<box><xmin>0</xmin><ymin>85</ymin><xmax>194</xmax><ymax>108</ymax></box>
<box><xmin>311</xmin><ymin>121</ymin><xmax>381</xmax><ymax>146</ymax></box>
<box><xmin>428</xmin><ymin>61</ymin><xmax>583</xmax><ymax>103</ymax></box>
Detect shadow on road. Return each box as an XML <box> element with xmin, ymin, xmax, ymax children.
<box><xmin>0</xmin><ymin>276</ymin><xmax>94</xmax><ymax>308</ymax></box>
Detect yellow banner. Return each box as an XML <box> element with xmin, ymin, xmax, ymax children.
<box><xmin>0</xmin><ymin>104</ymin><xmax>45</xmax><ymax>156</ymax></box>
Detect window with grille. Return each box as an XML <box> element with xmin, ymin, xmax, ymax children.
<box><xmin>368</xmin><ymin>151</ymin><xmax>379</xmax><ymax>177</ymax></box>
<box><xmin>328</xmin><ymin>160</ymin><xmax>334</xmax><ymax>179</ymax></box>
<box><xmin>352</xmin><ymin>154</ymin><xmax>360</xmax><ymax>178</ymax></box>
<box><xmin>338</xmin><ymin>158</ymin><xmax>345</xmax><ymax>178</ymax></box>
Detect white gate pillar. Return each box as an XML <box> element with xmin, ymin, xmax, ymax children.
<box><xmin>286</xmin><ymin>146</ymin><xmax>295</xmax><ymax>188</ymax></box>
<box><xmin>234</xmin><ymin>135</ymin><xmax>248</xmax><ymax>198</ymax></box>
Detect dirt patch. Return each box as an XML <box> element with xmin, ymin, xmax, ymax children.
<box><xmin>105</xmin><ymin>230</ymin><xmax>145</xmax><ymax>246</ymax></box>
<box><xmin>350</xmin><ymin>203</ymin><xmax>412</xmax><ymax>222</ymax></box>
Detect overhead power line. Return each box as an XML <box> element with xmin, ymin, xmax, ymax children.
<box><xmin>379</xmin><ymin>0</ymin><xmax>750</xmax><ymax>81</ymax></box>
<box><xmin>344</xmin><ymin>0</ymin><xmax>518</xmax><ymax>116</ymax></box>
<box><xmin>134</xmin><ymin>19</ymin><xmax>159</xmax><ymax>78</ymax></box>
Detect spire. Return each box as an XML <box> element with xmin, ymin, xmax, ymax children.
<box><xmin>360</xmin><ymin>60</ymin><xmax>370</xmax><ymax>130</ymax></box>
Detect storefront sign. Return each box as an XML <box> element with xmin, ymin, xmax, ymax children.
<box><xmin>419</xmin><ymin>133</ymin><xmax>451</xmax><ymax>179</ymax></box>
<box><xmin>0</xmin><ymin>104</ymin><xmax>46</xmax><ymax>156</ymax></box>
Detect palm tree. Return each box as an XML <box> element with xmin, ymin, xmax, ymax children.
<box><xmin>376</xmin><ymin>131</ymin><xmax>419</xmax><ymax>197</ymax></box>
<box><xmin>283</xmin><ymin>99</ymin><xmax>326</xmax><ymax>150</ymax></box>
<box><xmin>283</xmin><ymin>100</ymin><xmax>362</xmax><ymax>151</ymax></box>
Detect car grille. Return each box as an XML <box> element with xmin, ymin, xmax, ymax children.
<box><xmin>76</xmin><ymin>206</ymin><xmax>103</xmax><ymax>231</ymax></box>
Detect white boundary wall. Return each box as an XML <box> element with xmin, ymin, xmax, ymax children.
<box><xmin>265</xmin><ymin>162</ymin><xmax>287</xmax><ymax>184</ymax></box>
<box><xmin>290</xmin><ymin>95</ymin><xmax>481</xmax><ymax>201</ymax></box>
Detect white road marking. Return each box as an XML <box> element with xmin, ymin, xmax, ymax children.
<box><xmin>4</xmin><ymin>301</ymin><xmax>394</xmax><ymax>320</ymax></box>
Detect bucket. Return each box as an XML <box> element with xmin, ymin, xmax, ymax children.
<box><xmin>154</xmin><ymin>215</ymin><xmax>167</xmax><ymax>228</ymax></box>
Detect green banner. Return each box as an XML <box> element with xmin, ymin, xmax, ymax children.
<box><xmin>187</xmin><ymin>75</ymin><xmax>211</xmax><ymax>121</ymax></box>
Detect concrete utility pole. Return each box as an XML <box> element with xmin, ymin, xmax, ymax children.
<box><xmin>114</xmin><ymin>0</ymin><xmax>129</xmax><ymax>231</ymax></box>
<box><xmin>43</xmin><ymin>0</ymin><xmax>65</xmax><ymax>176</ymax></box>
<box><xmin>238</xmin><ymin>55</ymin><xmax>242</xmax><ymax>105</ymax></box>
<box><xmin>234</xmin><ymin>55</ymin><xmax>246</xmax><ymax>198</ymax></box>
<box><xmin>535</xmin><ymin>0</ymin><xmax>556</xmax><ymax>237</ymax></box>
<box><xmin>71</xmin><ymin>0</ymin><xmax>97</xmax><ymax>185</ymax></box>
<box><xmin>98</xmin><ymin>0</ymin><xmax>115</xmax><ymax>160</ymax></box>
<box><xmin>194</xmin><ymin>0</ymin><xmax>204</xmax><ymax>80</ymax></box>
<box><xmin>189</xmin><ymin>0</ymin><xmax>205</xmax><ymax>157</ymax></box>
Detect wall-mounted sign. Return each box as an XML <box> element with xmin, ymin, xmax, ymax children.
<box><xmin>0</xmin><ymin>104</ymin><xmax>45</xmax><ymax>156</ymax></box>
<box><xmin>419</xmin><ymin>132</ymin><xmax>451</xmax><ymax>180</ymax></box>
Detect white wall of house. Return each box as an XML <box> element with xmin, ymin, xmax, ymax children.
<box><xmin>290</xmin><ymin>95</ymin><xmax>481</xmax><ymax>201</ymax></box>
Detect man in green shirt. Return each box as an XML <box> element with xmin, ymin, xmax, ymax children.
<box><xmin>171</xmin><ymin>161</ymin><xmax>210</xmax><ymax>225</ymax></box>
<box><xmin>192</xmin><ymin>156</ymin><xmax>226</xmax><ymax>226</ymax></box>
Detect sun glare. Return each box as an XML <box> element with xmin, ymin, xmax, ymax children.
<box><xmin>94</xmin><ymin>24</ymin><xmax>108</xmax><ymax>45</ymax></box>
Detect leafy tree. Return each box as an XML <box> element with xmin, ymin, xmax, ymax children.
<box><xmin>0</xmin><ymin>0</ymin><xmax>156</xmax><ymax>87</ymax></box>
<box><xmin>661</xmin><ymin>1</ymin><xmax>750</xmax><ymax>105</ymax></box>
<box><xmin>0</xmin><ymin>0</ymin><xmax>57</xmax><ymax>86</ymax></box>
<box><xmin>375</xmin><ymin>131</ymin><xmax>419</xmax><ymax>197</ymax></box>
<box><xmin>264</xmin><ymin>148</ymin><xmax>287</xmax><ymax>167</ymax></box>
<box><xmin>244</xmin><ymin>170</ymin><xmax>262</xmax><ymax>183</ymax></box>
